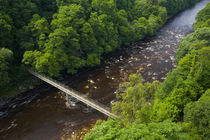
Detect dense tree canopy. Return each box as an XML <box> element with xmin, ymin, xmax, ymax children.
<box><xmin>184</xmin><ymin>89</ymin><xmax>210</xmax><ymax>139</ymax></box>
<box><xmin>0</xmin><ymin>0</ymin><xmax>57</xmax><ymax>93</ymax></box>
<box><xmin>20</xmin><ymin>0</ymin><xmax>200</xmax><ymax>77</ymax></box>
<box><xmin>151</xmin><ymin>3</ymin><xmax>210</xmax><ymax>122</ymax></box>
<box><xmin>0</xmin><ymin>48</ymin><xmax>13</xmax><ymax>89</ymax></box>
<box><xmin>85</xmin><ymin>119</ymin><xmax>185</xmax><ymax>140</ymax></box>
<box><xmin>112</xmin><ymin>74</ymin><xmax>159</xmax><ymax>125</ymax></box>
<box><xmin>193</xmin><ymin>2</ymin><xmax>210</xmax><ymax>30</ymax></box>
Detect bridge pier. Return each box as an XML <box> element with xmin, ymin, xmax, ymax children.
<box><xmin>64</xmin><ymin>92</ymin><xmax>78</xmax><ymax>107</ymax></box>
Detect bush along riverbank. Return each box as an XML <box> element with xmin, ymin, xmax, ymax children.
<box><xmin>0</xmin><ymin>0</ymin><xmax>201</xmax><ymax>95</ymax></box>
<box><xmin>84</xmin><ymin>3</ymin><xmax>210</xmax><ymax>140</ymax></box>
<box><xmin>0</xmin><ymin>65</ymin><xmax>42</xmax><ymax>96</ymax></box>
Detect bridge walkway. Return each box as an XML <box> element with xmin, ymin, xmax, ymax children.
<box><xmin>28</xmin><ymin>69</ymin><xmax>116</xmax><ymax>118</ymax></box>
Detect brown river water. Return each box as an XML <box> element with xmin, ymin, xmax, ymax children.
<box><xmin>0</xmin><ymin>0</ymin><xmax>209</xmax><ymax>139</ymax></box>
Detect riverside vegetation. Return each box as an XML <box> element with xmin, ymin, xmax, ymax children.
<box><xmin>85</xmin><ymin>3</ymin><xmax>210</xmax><ymax>140</ymax></box>
<box><xmin>0</xmin><ymin>0</ymin><xmax>202</xmax><ymax>95</ymax></box>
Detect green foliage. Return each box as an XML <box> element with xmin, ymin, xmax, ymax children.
<box><xmin>183</xmin><ymin>89</ymin><xmax>210</xmax><ymax>139</ymax></box>
<box><xmin>161</xmin><ymin>0</ymin><xmax>201</xmax><ymax>16</ymax></box>
<box><xmin>0</xmin><ymin>48</ymin><xmax>13</xmax><ymax>91</ymax></box>
<box><xmin>152</xmin><ymin>3</ymin><xmax>210</xmax><ymax>122</ymax></box>
<box><xmin>0</xmin><ymin>12</ymin><xmax>13</xmax><ymax>48</ymax></box>
<box><xmin>80</xmin><ymin>22</ymin><xmax>99</xmax><ymax>55</ymax></box>
<box><xmin>21</xmin><ymin>14</ymin><xmax>50</xmax><ymax>50</ymax></box>
<box><xmin>176</xmin><ymin>27</ymin><xmax>210</xmax><ymax>63</ymax></box>
<box><xmin>31</xmin><ymin>0</ymin><xmax>57</xmax><ymax>18</ymax></box>
<box><xmin>0</xmin><ymin>0</ymin><xmax>58</xmax><ymax>92</ymax></box>
<box><xmin>152</xmin><ymin>45</ymin><xmax>210</xmax><ymax>121</ymax></box>
<box><xmin>86</xmin><ymin>54</ymin><xmax>100</xmax><ymax>67</ymax></box>
<box><xmin>115</xmin><ymin>10</ymin><xmax>132</xmax><ymax>45</ymax></box>
<box><xmin>0</xmin><ymin>48</ymin><xmax>13</xmax><ymax>61</ymax></box>
<box><xmin>23</xmin><ymin>4</ymin><xmax>87</xmax><ymax>76</ymax></box>
<box><xmin>199</xmin><ymin>89</ymin><xmax>210</xmax><ymax>101</ymax></box>
<box><xmin>0</xmin><ymin>54</ymin><xmax>10</xmax><ymax>89</ymax></box>
<box><xmin>85</xmin><ymin>119</ymin><xmax>185</xmax><ymax>140</ymax></box>
<box><xmin>191</xmin><ymin>47</ymin><xmax>210</xmax><ymax>89</ymax></box>
<box><xmin>116</xmin><ymin>0</ymin><xmax>134</xmax><ymax>11</ymax></box>
<box><xmin>21</xmin><ymin>0</ymin><xmax>195</xmax><ymax>77</ymax></box>
<box><xmin>152</xmin><ymin>78</ymin><xmax>203</xmax><ymax>121</ymax></box>
<box><xmin>131</xmin><ymin>17</ymin><xmax>149</xmax><ymax>41</ymax></box>
<box><xmin>193</xmin><ymin>3</ymin><xmax>210</xmax><ymax>30</ymax></box>
<box><xmin>112</xmin><ymin>74</ymin><xmax>160</xmax><ymax>125</ymax></box>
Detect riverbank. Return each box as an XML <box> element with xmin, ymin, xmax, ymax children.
<box><xmin>0</xmin><ymin>75</ymin><xmax>41</xmax><ymax>106</ymax></box>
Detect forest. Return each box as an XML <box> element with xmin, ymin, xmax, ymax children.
<box><xmin>85</xmin><ymin>3</ymin><xmax>210</xmax><ymax>140</ymax></box>
<box><xmin>0</xmin><ymin>0</ymin><xmax>201</xmax><ymax>94</ymax></box>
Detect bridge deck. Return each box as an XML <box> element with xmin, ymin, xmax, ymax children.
<box><xmin>28</xmin><ymin>69</ymin><xmax>116</xmax><ymax>118</ymax></box>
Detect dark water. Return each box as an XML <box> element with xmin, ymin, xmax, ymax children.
<box><xmin>0</xmin><ymin>1</ymin><xmax>209</xmax><ymax>139</ymax></box>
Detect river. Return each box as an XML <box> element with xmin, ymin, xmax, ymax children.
<box><xmin>0</xmin><ymin>0</ymin><xmax>209</xmax><ymax>139</ymax></box>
